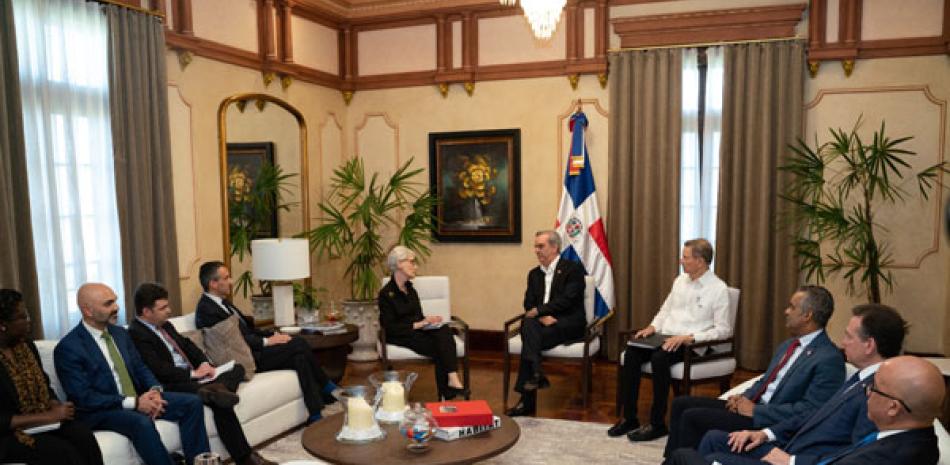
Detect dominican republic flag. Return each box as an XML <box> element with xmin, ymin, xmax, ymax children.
<box><xmin>555</xmin><ymin>111</ymin><xmax>615</xmax><ymax>318</ymax></box>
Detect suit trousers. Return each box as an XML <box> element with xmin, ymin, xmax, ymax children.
<box><xmin>664</xmin><ymin>447</ymin><xmax>717</xmax><ymax>465</ymax></box>
<box><xmin>172</xmin><ymin>366</ymin><xmax>252</xmax><ymax>462</ymax></box>
<box><xmin>1</xmin><ymin>420</ymin><xmax>103</xmax><ymax>465</ymax></box>
<box><xmin>79</xmin><ymin>392</ymin><xmax>209</xmax><ymax>465</ymax></box>
<box><xmin>699</xmin><ymin>429</ymin><xmax>775</xmax><ymax>465</ymax></box>
<box><xmin>255</xmin><ymin>336</ymin><xmax>330</xmax><ymax>416</ymax></box>
<box><xmin>664</xmin><ymin>396</ymin><xmax>754</xmax><ymax>457</ymax></box>
<box><xmin>390</xmin><ymin>326</ymin><xmax>458</xmax><ymax>396</ymax></box>
<box><xmin>515</xmin><ymin>318</ymin><xmax>575</xmax><ymax>409</ymax></box>
<box><xmin>620</xmin><ymin>345</ymin><xmax>685</xmax><ymax>427</ymax></box>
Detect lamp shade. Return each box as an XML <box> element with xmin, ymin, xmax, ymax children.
<box><xmin>251</xmin><ymin>238</ymin><xmax>310</xmax><ymax>281</ymax></box>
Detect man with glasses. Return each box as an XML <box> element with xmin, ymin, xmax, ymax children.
<box><xmin>666</xmin><ymin>303</ymin><xmax>909</xmax><ymax>465</ymax></box>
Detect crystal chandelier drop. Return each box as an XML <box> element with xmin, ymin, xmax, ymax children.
<box><xmin>501</xmin><ymin>0</ymin><xmax>566</xmax><ymax>40</ymax></box>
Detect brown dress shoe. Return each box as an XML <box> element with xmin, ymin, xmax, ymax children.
<box><xmin>196</xmin><ymin>384</ymin><xmax>239</xmax><ymax>409</ymax></box>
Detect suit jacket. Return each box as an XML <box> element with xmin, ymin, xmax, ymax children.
<box><xmin>54</xmin><ymin>323</ymin><xmax>161</xmax><ymax>418</ymax></box>
<box><xmin>826</xmin><ymin>426</ymin><xmax>938</xmax><ymax>465</ymax></box>
<box><xmin>194</xmin><ymin>294</ymin><xmax>273</xmax><ymax>353</ymax></box>
<box><xmin>0</xmin><ymin>340</ymin><xmax>59</xmax><ymax>457</ymax></box>
<box><xmin>770</xmin><ymin>372</ymin><xmax>877</xmax><ymax>465</ymax></box>
<box><xmin>742</xmin><ymin>330</ymin><xmax>845</xmax><ymax>428</ymax></box>
<box><xmin>523</xmin><ymin>258</ymin><xmax>587</xmax><ymax>339</ymax></box>
<box><xmin>128</xmin><ymin>319</ymin><xmax>210</xmax><ymax>393</ymax></box>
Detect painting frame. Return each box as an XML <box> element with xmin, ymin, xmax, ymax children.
<box><xmin>429</xmin><ymin>129</ymin><xmax>521</xmax><ymax>243</ymax></box>
<box><xmin>226</xmin><ymin>141</ymin><xmax>278</xmax><ymax>239</ymax></box>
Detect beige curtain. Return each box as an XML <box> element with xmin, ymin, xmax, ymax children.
<box><xmin>606</xmin><ymin>49</ymin><xmax>683</xmax><ymax>360</ymax></box>
<box><xmin>105</xmin><ymin>6</ymin><xmax>182</xmax><ymax>317</ymax></box>
<box><xmin>715</xmin><ymin>40</ymin><xmax>805</xmax><ymax>370</ymax></box>
<box><xmin>0</xmin><ymin>0</ymin><xmax>43</xmax><ymax>337</ymax></box>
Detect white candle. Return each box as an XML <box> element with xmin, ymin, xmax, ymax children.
<box><xmin>346</xmin><ymin>397</ymin><xmax>375</xmax><ymax>431</ymax></box>
<box><xmin>381</xmin><ymin>380</ymin><xmax>406</xmax><ymax>413</ymax></box>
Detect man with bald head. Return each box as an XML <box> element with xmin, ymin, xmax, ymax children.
<box><xmin>819</xmin><ymin>355</ymin><xmax>944</xmax><ymax>464</ymax></box>
<box><xmin>54</xmin><ymin>283</ymin><xmax>210</xmax><ymax>465</ymax></box>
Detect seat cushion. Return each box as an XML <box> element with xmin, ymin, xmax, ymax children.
<box><xmin>381</xmin><ymin>335</ymin><xmax>465</xmax><ymax>360</ymax></box>
<box><xmin>619</xmin><ymin>349</ymin><xmax>737</xmax><ymax>380</ymax></box>
<box><xmin>507</xmin><ymin>336</ymin><xmax>600</xmax><ymax>358</ymax></box>
<box><xmin>232</xmin><ymin>370</ymin><xmax>303</xmax><ymax>423</ymax></box>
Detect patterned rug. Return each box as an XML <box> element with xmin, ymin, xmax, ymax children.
<box><xmin>259</xmin><ymin>415</ymin><xmax>668</xmax><ymax>464</ymax></box>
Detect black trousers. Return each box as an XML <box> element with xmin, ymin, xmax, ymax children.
<box><xmin>390</xmin><ymin>326</ymin><xmax>459</xmax><ymax>396</ymax></box>
<box><xmin>1</xmin><ymin>420</ymin><xmax>103</xmax><ymax>465</ymax></box>
<box><xmin>255</xmin><ymin>336</ymin><xmax>331</xmax><ymax>416</ymax></box>
<box><xmin>663</xmin><ymin>396</ymin><xmax>754</xmax><ymax>457</ymax></box>
<box><xmin>515</xmin><ymin>318</ymin><xmax>577</xmax><ymax>409</ymax></box>
<box><xmin>663</xmin><ymin>447</ymin><xmax>715</xmax><ymax>465</ymax></box>
<box><xmin>620</xmin><ymin>344</ymin><xmax>685</xmax><ymax>427</ymax></box>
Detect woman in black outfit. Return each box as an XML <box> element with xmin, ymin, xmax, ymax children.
<box><xmin>377</xmin><ymin>246</ymin><xmax>467</xmax><ymax>400</ymax></box>
<box><xmin>0</xmin><ymin>289</ymin><xmax>103</xmax><ymax>465</ymax></box>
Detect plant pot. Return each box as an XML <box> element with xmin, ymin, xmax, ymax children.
<box><xmin>342</xmin><ymin>299</ymin><xmax>380</xmax><ymax>361</ymax></box>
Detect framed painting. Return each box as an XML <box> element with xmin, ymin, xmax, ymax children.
<box><xmin>428</xmin><ymin>129</ymin><xmax>521</xmax><ymax>243</ymax></box>
<box><xmin>226</xmin><ymin>141</ymin><xmax>278</xmax><ymax>238</ymax></box>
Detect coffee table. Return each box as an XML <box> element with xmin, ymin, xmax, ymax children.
<box><xmin>295</xmin><ymin>324</ymin><xmax>359</xmax><ymax>383</ymax></box>
<box><xmin>301</xmin><ymin>413</ymin><xmax>520</xmax><ymax>465</ymax></box>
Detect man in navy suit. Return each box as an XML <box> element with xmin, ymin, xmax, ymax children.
<box><xmin>506</xmin><ymin>230</ymin><xmax>587</xmax><ymax>417</ymax></box>
<box><xmin>662</xmin><ymin>286</ymin><xmax>845</xmax><ymax>456</ymax></box>
<box><xmin>54</xmin><ymin>283</ymin><xmax>210</xmax><ymax>465</ymax></box>
<box><xmin>666</xmin><ymin>303</ymin><xmax>907</xmax><ymax>465</ymax></box>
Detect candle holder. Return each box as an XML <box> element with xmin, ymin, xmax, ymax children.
<box><xmin>335</xmin><ymin>385</ymin><xmax>385</xmax><ymax>443</ymax></box>
<box><xmin>399</xmin><ymin>402</ymin><xmax>437</xmax><ymax>453</ymax></box>
<box><xmin>368</xmin><ymin>370</ymin><xmax>418</xmax><ymax>424</ymax></box>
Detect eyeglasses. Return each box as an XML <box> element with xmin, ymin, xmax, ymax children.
<box><xmin>866</xmin><ymin>380</ymin><xmax>913</xmax><ymax>413</ymax></box>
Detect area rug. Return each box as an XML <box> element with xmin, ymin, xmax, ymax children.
<box><xmin>259</xmin><ymin>416</ymin><xmax>667</xmax><ymax>464</ymax></box>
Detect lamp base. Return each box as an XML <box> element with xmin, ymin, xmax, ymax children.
<box><xmin>272</xmin><ymin>284</ymin><xmax>295</xmax><ymax>327</ymax></box>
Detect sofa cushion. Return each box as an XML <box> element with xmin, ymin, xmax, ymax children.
<box><xmin>201</xmin><ymin>315</ymin><xmax>256</xmax><ymax>380</ymax></box>
<box><xmin>232</xmin><ymin>370</ymin><xmax>303</xmax><ymax>423</ymax></box>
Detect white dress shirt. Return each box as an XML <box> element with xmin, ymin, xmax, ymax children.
<box><xmin>649</xmin><ymin>270</ymin><xmax>731</xmax><ymax>342</ymax></box>
<box><xmin>82</xmin><ymin>321</ymin><xmax>136</xmax><ymax>409</ymax></box>
<box><xmin>136</xmin><ymin>317</ymin><xmax>190</xmax><ymax>370</ymax></box>
<box><xmin>540</xmin><ymin>255</ymin><xmax>560</xmax><ymax>305</ymax></box>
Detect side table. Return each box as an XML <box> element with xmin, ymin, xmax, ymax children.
<box><xmin>296</xmin><ymin>324</ymin><xmax>359</xmax><ymax>383</ymax></box>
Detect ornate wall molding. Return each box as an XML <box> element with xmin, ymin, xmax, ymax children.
<box><xmin>165</xmin><ymin>82</ymin><xmax>202</xmax><ymax>280</ymax></box>
<box><xmin>353</xmin><ymin>112</ymin><xmax>400</xmax><ymax>168</ymax></box>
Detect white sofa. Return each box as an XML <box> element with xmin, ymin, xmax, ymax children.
<box><xmin>720</xmin><ymin>364</ymin><xmax>950</xmax><ymax>465</ymax></box>
<box><xmin>32</xmin><ymin>313</ymin><xmax>308</xmax><ymax>465</ymax></box>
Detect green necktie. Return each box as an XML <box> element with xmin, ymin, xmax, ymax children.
<box><xmin>101</xmin><ymin>331</ymin><xmax>137</xmax><ymax>397</ymax></box>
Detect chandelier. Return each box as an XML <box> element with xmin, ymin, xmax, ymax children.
<box><xmin>501</xmin><ymin>0</ymin><xmax>566</xmax><ymax>40</ymax></box>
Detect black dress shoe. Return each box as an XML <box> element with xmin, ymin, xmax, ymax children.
<box><xmin>442</xmin><ymin>386</ymin><xmax>471</xmax><ymax>400</ymax></box>
<box><xmin>197</xmin><ymin>385</ymin><xmax>239</xmax><ymax>409</ymax></box>
<box><xmin>627</xmin><ymin>423</ymin><xmax>669</xmax><ymax>442</ymax></box>
<box><xmin>505</xmin><ymin>402</ymin><xmax>535</xmax><ymax>417</ymax></box>
<box><xmin>607</xmin><ymin>419</ymin><xmax>640</xmax><ymax>437</ymax></box>
<box><xmin>522</xmin><ymin>373</ymin><xmax>551</xmax><ymax>391</ymax></box>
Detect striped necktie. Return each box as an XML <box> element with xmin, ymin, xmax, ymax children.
<box><xmin>101</xmin><ymin>331</ymin><xmax>137</xmax><ymax>397</ymax></box>
<box><xmin>817</xmin><ymin>432</ymin><xmax>878</xmax><ymax>465</ymax></box>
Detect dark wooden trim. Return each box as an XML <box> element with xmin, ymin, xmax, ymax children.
<box><xmin>808</xmin><ymin>0</ymin><xmax>825</xmax><ymax>50</ymax></box>
<box><xmin>178</xmin><ymin>0</ymin><xmax>193</xmax><ymax>35</ymax></box>
<box><xmin>566</xmin><ymin>2</ymin><xmax>579</xmax><ymax>61</ymax></box>
<box><xmin>436</xmin><ymin>14</ymin><xmax>448</xmax><ymax>72</ymax></box>
<box><xmin>475</xmin><ymin>60</ymin><xmax>571</xmax><ymax>81</ymax></box>
<box><xmin>462</xmin><ymin>11</ymin><xmax>475</xmax><ymax>72</ymax></box>
<box><xmin>595</xmin><ymin>0</ymin><xmax>607</xmax><ymax>59</ymax></box>
<box><xmin>270</xmin><ymin>61</ymin><xmax>342</xmax><ymax>88</ymax></box>
<box><xmin>278</xmin><ymin>0</ymin><xmax>295</xmax><ymax>63</ymax></box>
<box><xmin>352</xmin><ymin>16</ymin><xmax>436</xmax><ymax>32</ymax></box>
<box><xmin>291</xmin><ymin>3</ymin><xmax>342</xmax><ymax>27</ymax></box>
<box><xmin>166</xmin><ymin>31</ymin><xmax>262</xmax><ymax>68</ymax></box>
<box><xmin>611</xmin><ymin>4</ymin><xmax>806</xmax><ymax>48</ymax></box>
<box><xmin>857</xmin><ymin>37</ymin><xmax>949</xmax><ymax>58</ymax></box>
<box><xmin>261</xmin><ymin>0</ymin><xmax>278</xmax><ymax>60</ymax></box>
<box><xmin>354</xmin><ymin>70</ymin><xmax>436</xmax><ymax>89</ymax></box>
<box><xmin>469</xmin><ymin>329</ymin><xmax>505</xmax><ymax>352</ymax></box>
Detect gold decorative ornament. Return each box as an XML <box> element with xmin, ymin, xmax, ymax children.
<box><xmin>176</xmin><ymin>50</ymin><xmax>193</xmax><ymax>69</ymax></box>
<box><xmin>808</xmin><ymin>60</ymin><xmax>820</xmax><ymax>78</ymax></box>
<box><xmin>463</xmin><ymin>82</ymin><xmax>475</xmax><ymax>96</ymax></box>
<box><xmin>280</xmin><ymin>75</ymin><xmax>293</xmax><ymax>90</ymax></box>
<box><xmin>568</xmin><ymin>74</ymin><xmax>579</xmax><ymax>90</ymax></box>
<box><xmin>438</xmin><ymin>83</ymin><xmax>449</xmax><ymax>98</ymax></box>
<box><xmin>262</xmin><ymin>72</ymin><xmax>276</xmax><ymax>87</ymax></box>
<box><xmin>841</xmin><ymin>59</ymin><xmax>854</xmax><ymax>77</ymax></box>
<box><xmin>597</xmin><ymin>73</ymin><xmax>608</xmax><ymax>89</ymax></box>
<box><xmin>235</xmin><ymin>99</ymin><xmax>248</xmax><ymax>113</ymax></box>
<box><xmin>342</xmin><ymin>90</ymin><xmax>354</xmax><ymax>105</ymax></box>
<box><xmin>255</xmin><ymin>98</ymin><xmax>267</xmax><ymax>112</ymax></box>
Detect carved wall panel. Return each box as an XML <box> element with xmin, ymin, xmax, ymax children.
<box><xmin>318</xmin><ymin>112</ymin><xmax>345</xmax><ymax>201</ymax></box>
<box><xmin>166</xmin><ymin>84</ymin><xmax>200</xmax><ymax>279</ymax></box>
<box><xmin>354</xmin><ymin>113</ymin><xmax>400</xmax><ymax>177</ymax></box>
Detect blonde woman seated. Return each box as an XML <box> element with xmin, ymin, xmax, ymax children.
<box><xmin>378</xmin><ymin>246</ymin><xmax>467</xmax><ymax>400</ymax></box>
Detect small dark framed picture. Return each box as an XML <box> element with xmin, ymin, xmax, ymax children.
<box><xmin>428</xmin><ymin>129</ymin><xmax>521</xmax><ymax>243</ymax></box>
<box><xmin>226</xmin><ymin>142</ymin><xmax>278</xmax><ymax>238</ymax></box>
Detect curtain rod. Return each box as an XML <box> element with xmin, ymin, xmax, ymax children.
<box><xmin>88</xmin><ymin>0</ymin><xmax>166</xmax><ymax>21</ymax></box>
<box><xmin>608</xmin><ymin>36</ymin><xmax>804</xmax><ymax>53</ymax></box>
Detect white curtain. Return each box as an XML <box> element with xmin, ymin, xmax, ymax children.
<box><xmin>13</xmin><ymin>0</ymin><xmax>125</xmax><ymax>337</ymax></box>
<box><xmin>680</xmin><ymin>46</ymin><xmax>724</xmax><ymax>267</ymax></box>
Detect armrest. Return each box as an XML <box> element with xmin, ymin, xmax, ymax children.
<box><xmin>377</xmin><ymin>326</ymin><xmax>389</xmax><ymax>363</ymax></box>
<box><xmin>503</xmin><ymin>313</ymin><xmax>525</xmax><ymax>338</ymax></box>
<box><xmin>683</xmin><ymin>337</ymin><xmax>735</xmax><ymax>364</ymax></box>
<box><xmin>448</xmin><ymin>315</ymin><xmax>469</xmax><ymax>332</ymax></box>
<box><xmin>686</xmin><ymin>337</ymin><xmax>734</xmax><ymax>350</ymax></box>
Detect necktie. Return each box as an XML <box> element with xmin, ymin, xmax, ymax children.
<box><xmin>158</xmin><ymin>326</ymin><xmax>194</xmax><ymax>370</ymax></box>
<box><xmin>816</xmin><ymin>432</ymin><xmax>877</xmax><ymax>465</ymax></box>
<box><xmin>751</xmin><ymin>339</ymin><xmax>802</xmax><ymax>402</ymax></box>
<box><xmin>101</xmin><ymin>331</ymin><xmax>137</xmax><ymax>397</ymax></box>
<box><xmin>222</xmin><ymin>300</ymin><xmax>247</xmax><ymax>327</ymax></box>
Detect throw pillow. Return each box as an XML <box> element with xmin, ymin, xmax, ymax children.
<box><xmin>201</xmin><ymin>315</ymin><xmax>256</xmax><ymax>380</ymax></box>
<box><xmin>180</xmin><ymin>330</ymin><xmax>205</xmax><ymax>354</ymax></box>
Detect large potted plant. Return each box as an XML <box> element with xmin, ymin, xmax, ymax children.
<box><xmin>306</xmin><ymin>156</ymin><xmax>435</xmax><ymax>360</ymax></box>
<box><xmin>228</xmin><ymin>161</ymin><xmax>297</xmax><ymax>319</ymax></box>
<box><xmin>780</xmin><ymin>119</ymin><xmax>948</xmax><ymax>303</ymax></box>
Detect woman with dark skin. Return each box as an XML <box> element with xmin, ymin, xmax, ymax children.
<box><xmin>0</xmin><ymin>289</ymin><xmax>103</xmax><ymax>465</ymax></box>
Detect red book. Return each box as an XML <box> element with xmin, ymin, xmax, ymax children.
<box><xmin>425</xmin><ymin>400</ymin><xmax>493</xmax><ymax>427</ymax></box>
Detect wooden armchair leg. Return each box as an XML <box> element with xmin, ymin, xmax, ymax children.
<box><xmin>582</xmin><ymin>358</ymin><xmax>591</xmax><ymax>408</ymax></box>
<box><xmin>503</xmin><ymin>352</ymin><xmax>512</xmax><ymax>412</ymax></box>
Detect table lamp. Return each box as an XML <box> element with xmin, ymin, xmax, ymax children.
<box><xmin>251</xmin><ymin>238</ymin><xmax>310</xmax><ymax>327</ymax></box>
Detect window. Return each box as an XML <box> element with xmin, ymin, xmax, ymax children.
<box><xmin>14</xmin><ymin>0</ymin><xmax>125</xmax><ymax>337</ymax></box>
<box><xmin>680</xmin><ymin>46</ymin><xmax>724</xmax><ymax>267</ymax></box>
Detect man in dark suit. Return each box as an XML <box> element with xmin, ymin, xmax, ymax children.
<box><xmin>506</xmin><ymin>230</ymin><xmax>587</xmax><ymax>417</ymax></box>
<box><xmin>129</xmin><ymin>282</ymin><xmax>275</xmax><ymax>465</ymax></box>
<box><xmin>54</xmin><ymin>283</ymin><xmax>210</xmax><ymax>465</ymax></box>
<box><xmin>194</xmin><ymin>261</ymin><xmax>336</xmax><ymax>424</ymax></box>
<box><xmin>662</xmin><ymin>286</ymin><xmax>845</xmax><ymax>456</ymax></box>
<box><xmin>666</xmin><ymin>303</ymin><xmax>907</xmax><ymax>465</ymax></box>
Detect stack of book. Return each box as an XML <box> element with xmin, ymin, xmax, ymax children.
<box><xmin>425</xmin><ymin>400</ymin><xmax>501</xmax><ymax>441</ymax></box>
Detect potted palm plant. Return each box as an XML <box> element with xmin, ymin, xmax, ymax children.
<box><xmin>228</xmin><ymin>161</ymin><xmax>297</xmax><ymax>319</ymax></box>
<box><xmin>780</xmin><ymin>118</ymin><xmax>948</xmax><ymax>303</ymax></box>
<box><xmin>306</xmin><ymin>156</ymin><xmax>436</xmax><ymax>360</ymax></box>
